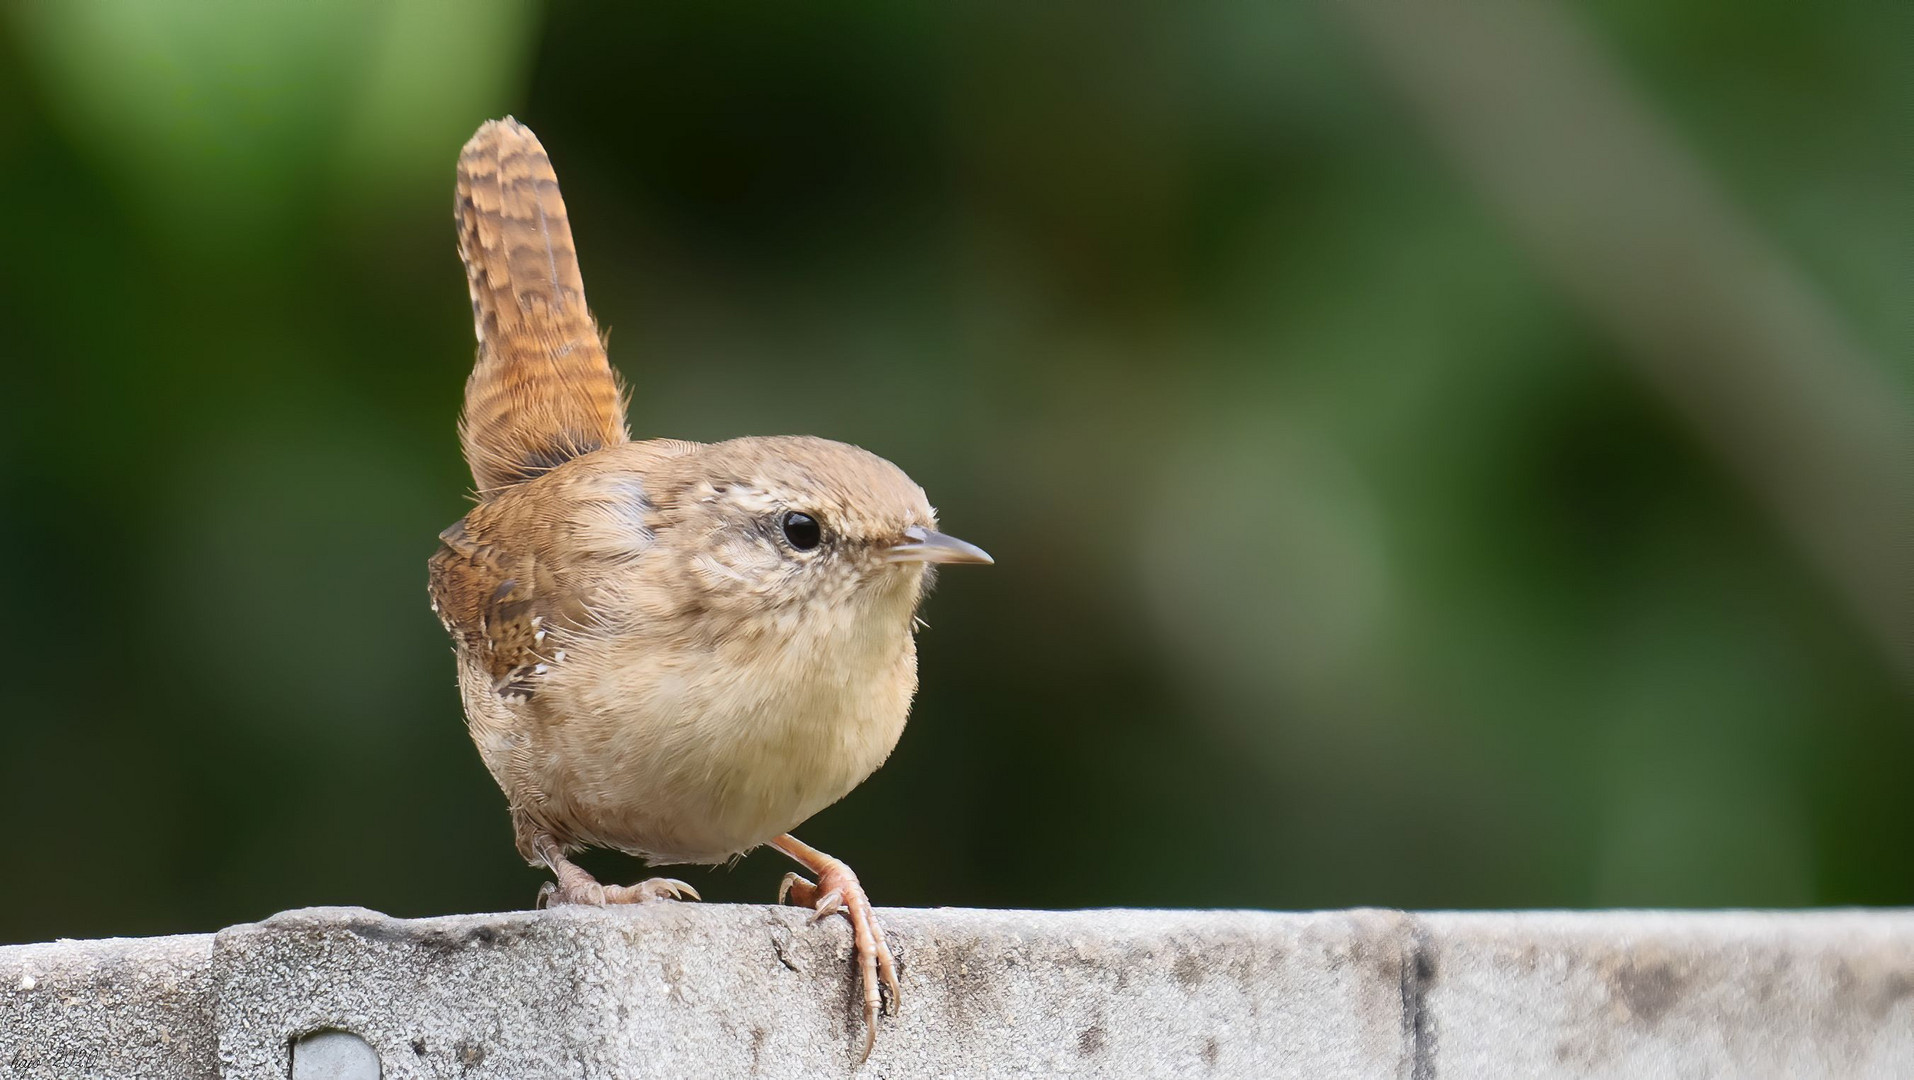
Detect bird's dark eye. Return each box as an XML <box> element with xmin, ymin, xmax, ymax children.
<box><xmin>781</xmin><ymin>511</ymin><xmax>822</xmax><ymax>551</ymax></box>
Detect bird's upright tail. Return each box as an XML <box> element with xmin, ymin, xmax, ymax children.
<box><xmin>454</xmin><ymin>117</ymin><xmax>628</xmax><ymax>497</ymax></box>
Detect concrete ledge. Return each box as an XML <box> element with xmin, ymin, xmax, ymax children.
<box><xmin>3</xmin><ymin>906</ymin><xmax>1909</xmax><ymax>1078</ymax></box>
<box><xmin>1419</xmin><ymin>911</ymin><xmax>1911</xmax><ymax>1080</ymax></box>
<box><xmin>1</xmin><ymin>931</ymin><xmax>216</xmax><ymax>1078</ymax></box>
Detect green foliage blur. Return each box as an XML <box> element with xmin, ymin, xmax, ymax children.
<box><xmin>1</xmin><ymin>1</ymin><xmax>1906</xmax><ymax>945</ymax></box>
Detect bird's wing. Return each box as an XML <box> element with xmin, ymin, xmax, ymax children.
<box><xmin>455</xmin><ymin>117</ymin><xmax>629</xmax><ymax>498</ymax></box>
<box><xmin>428</xmin><ymin>499</ymin><xmax>591</xmax><ymax>701</ymax></box>
<box><xmin>427</xmin><ymin>440</ymin><xmax>700</xmax><ymax>702</ymax></box>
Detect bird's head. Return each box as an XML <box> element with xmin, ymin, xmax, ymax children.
<box><xmin>648</xmin><ymin>436</ymin><xmax>991</xmax><ymax>634</ymax></box>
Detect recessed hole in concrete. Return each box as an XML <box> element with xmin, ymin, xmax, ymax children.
<box><xmin>290</xmin><ymin>1028</ymin><xmax>382</xmax><ymax>1080</ymax></box>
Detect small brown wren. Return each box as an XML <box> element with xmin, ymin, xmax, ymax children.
<box><xmin>427</xmin><ymin>118</ymin><xmax>990</xmax><ymax>1058</ymax></box>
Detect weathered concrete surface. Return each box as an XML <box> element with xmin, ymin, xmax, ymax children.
<box><xmin>0</xmin><ymin>931</ymin><xmax>215</xmax><ymax>1079</ymax></box>
<box><xmin>2</xmin><ymin>906</ymin><xmax>1909</xmax><ymax>1079</ymax></box>
<box><xmin>1419</xmin><ymin>911</ymin><xmax>1914</xmax><ymax>1080</ymax></box>
<box><xmin>213</xmin><ymin>905</ymin><xmax>1408</xmax><ymax>1079</ymax></box>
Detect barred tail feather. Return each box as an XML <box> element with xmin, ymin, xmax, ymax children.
<box><xmin>455</xmin><ymin>117</ymin><xmax>628</xmax><ymax>497</ymax></box>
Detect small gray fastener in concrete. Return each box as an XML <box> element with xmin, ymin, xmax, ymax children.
<box><xmin>292</xmin><ymin>1028</ymin><xmax>382</xmax><ymax>1080</ymax></box>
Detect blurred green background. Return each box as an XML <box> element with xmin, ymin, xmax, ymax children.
<box><xmin>1</xmin><ymin>1</ymin><xmax>1907</xmax><ymax>945</ymax></box>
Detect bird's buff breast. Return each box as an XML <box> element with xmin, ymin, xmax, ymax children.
<box><xmin>520</xmin><ymin>612</ymin><xmax>919</xmax><ymax>865</ymax></box>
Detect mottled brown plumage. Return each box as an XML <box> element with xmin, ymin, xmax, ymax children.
<box><xmin>429</xmin><ymin>118</ymin><xmax>991</xmax><ymax>1061</ymax></box>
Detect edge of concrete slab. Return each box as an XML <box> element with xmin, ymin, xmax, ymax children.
<box><xmin>3</xmin><ymin>907</ymin><xmax>1909</xmax><ymax>1079</ymax></box>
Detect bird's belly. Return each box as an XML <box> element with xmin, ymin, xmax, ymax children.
<box><xmin>535</xmin><ymin>634</ymin><xmax>916</xmax><ymax>864</ymax></box>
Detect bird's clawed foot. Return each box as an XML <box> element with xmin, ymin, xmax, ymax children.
<box><xmin>537</xmin><ymin>875</ymin><xmax>700</xmax><ymax>908</ymax></box>
<box><xmin>532</xmin><ymin>834</ymin><xmax>699</xmax><ymax>908</ymax></box>
<box><xmin>773</xmin><ymin>835</ymin><xmax>899</xmax><ymax>1062</ymax></box>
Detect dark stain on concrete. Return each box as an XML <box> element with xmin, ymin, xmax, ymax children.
<box><xmin>1611</xmin><ymin>959</ymin><xmax>1686</xmax><ymax>1026</ymax></box>
<box><xmin>933</xmin><ymin>937</ymin><xmax>1011</xmax><ymax>1035</ymax></box>
<box><xmin>1876</xmin><ymin>970</ymin><xmax>1913</xmax><ymax>1017</ymax></box>
<box><xmin>1077</xmin><ymin>1024</ymin><xmax>1106</xmax><ymax>1056</ymax></box>
<box><xmin>1398</xmin><ymin>923</ymin><xmax>1438</xmax><ymax>1080</ymax></box>
<box><xmin>1174</xmin><ymin>952</ymin><xmax>1206</xmax><ymax>990</ymax></box>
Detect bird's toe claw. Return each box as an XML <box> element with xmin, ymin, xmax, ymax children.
<box><xmin>809</xmin><ymin>889</ymin><xmax>846</xmax><ymax>923</ymax></box>
<box><xmin>778</xmin><ymin>871</ymin><xmax>815</xmax><ymax>907</ymax></box>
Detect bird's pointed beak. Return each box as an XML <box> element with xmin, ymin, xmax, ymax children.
<box><xmin>887</xmin><ymin>525</ymin><xmax>994</xmax><ymax>566</ymax></box>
